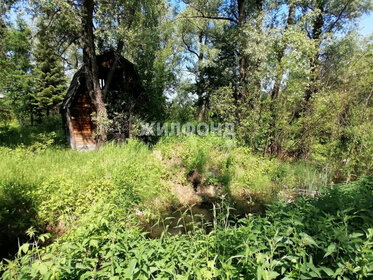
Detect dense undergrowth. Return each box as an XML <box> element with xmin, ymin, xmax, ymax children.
<box><xmin>0</xmin><ymin>118</ymin><xmax>65</xmax><ymax>149</ymax></box>
<box><xmin>0</xmin><ymin>124</ymin><xmax>372</xmax><ymax>279</ymax></box>
<box><xmin>1</xmin><ymin>176</ymin><xmax>372</xmax><ymax>279</ymax></box>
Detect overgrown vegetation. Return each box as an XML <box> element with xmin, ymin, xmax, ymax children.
<box><xmin>1</xmin><ymin>124</ymin><xmax>372</xmax><ymax>278</ymax></box>
<box><xmin>1</xmin><ymin>159</ymin><xmax>372</xmax><ymax>279</ymax></box>
<box><xmin>0</xmin><ymin>0</ymin><xmax>372</xmax><ymax>278</ymax></box>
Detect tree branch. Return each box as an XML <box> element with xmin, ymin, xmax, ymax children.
<box><xmin>181</xmin><ymin>33</ymin><xmax>200</xmax><ymax>58</ymax></box>
<box><xmin>58</xmin><ymin>36</ymin><xmax>79</xmax><ymax>56</ymax></box>
<box><xmin>326</xmin><ymin>3</ymin><xmax>349</xmax><ymax>33</ymax></box>
<box><xmin>178</xmin><ymin>15</ymin><xmax>237</xmax><ymax>23</ymax></box>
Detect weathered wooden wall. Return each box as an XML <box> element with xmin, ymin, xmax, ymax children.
<box><xmin>70</xmin><ymin>91</ymin><xmax>96</xmax><ymax>150</ymax></box>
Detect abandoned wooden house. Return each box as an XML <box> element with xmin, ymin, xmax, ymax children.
<box><xmin>61</xmin><ymin>51</ymin><xmax>144</xmax><ymax>150</ymax></box>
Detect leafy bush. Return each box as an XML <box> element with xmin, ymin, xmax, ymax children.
<box><xmin>155</xmin><ymin>136</ymin><xmax>331</xmax><ymax>204</ymax></box>
<box><xmin>0</xmin><ymin>139</ymin><xmax>174</xmax><ymax>259</ymax></box>
<box><xmin>1</xmin><ymin>133</ymin><xmax>369</xmax><ymax>279</ymax></box>
<box><xmin>0</xmin><ymin>183</ymin><xmax>39</xmax><ymax>259</ymax></box>
<box><xmin>1</xmin><ymin>178</ymin><xmax>372</xmax><ymax>279</ymax></box>
<box><xmin>0</xmin><ymin>117</ymin><xmax>65</xmax><ymax>148</ymax></box>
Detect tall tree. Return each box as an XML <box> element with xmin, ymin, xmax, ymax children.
<box><xmin>0</xmin><ymin>19</ymin><xmax>35</xmax><ymax>124</ymax></box>
<box><xmin>177</xmin><ymin>0</ymin><xmax>216</xmax><ymax>121</ymax></box>
<box><xmin>265</xmin><ymin>0</ymin><xmax>297</xmax><ymax>155</ymax></box>
<box><xmin>31</xmin><ymin>0</ymin><xmax>173</xmax><ymax>140</ymax></box>
<box><xmin>180</xmin><ymin>0</ymin><xmax>265</xmax><ymax>116</ymax></box>
<box><xmin>301</xmin><ymin>0</ymin><xmax>372</xmax><ymax>102</ymax></box>
<box><xmin>81</xmin><ymin>0</ymin><xmax>107</xmax><ymax>143</ymax></box>
<box><xmin>33</xmin><ymin>19</ymin><xmax>66</xmax><ymax>118</ymax></box>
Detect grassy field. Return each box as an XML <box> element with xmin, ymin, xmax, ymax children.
<box><xmin>0</xmin><ymin>123</ymin><xmax>372</xmax><ymax>279</ymax></box>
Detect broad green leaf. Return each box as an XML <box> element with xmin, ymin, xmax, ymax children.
<box><xmin>300</xmin><ymin>233</ymin><xmax>318</xmax><ymax>247</ymax></box>
<box><xmin>324</xmin><ymin>243</ymin><xmax>337</xmax><ymax>258</ymax></box>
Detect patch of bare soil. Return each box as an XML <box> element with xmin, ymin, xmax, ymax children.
<box><xmin>142</xmin><ymin>173</ymin><xmax>228</xmax><ymax>238</ymax></box>
<box><xmin>45</xmin><ymin>220</ymin><xmax>67</xmax><ymax>237</ymax></box>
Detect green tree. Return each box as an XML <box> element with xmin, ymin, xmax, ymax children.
<box><xmin>30</xmin><ymin>0</ymin><xmax>175</xmax><ymax>139</ymax></box>
<box><xmin>33</xmin><ymin>20</ymin><xmax>66</xmax><ymax>118</ymax></box>
<box><xmin>0</xmin><ymin>19</ymin><xmax>35</xmax><ymax>125</ymax></box>
<box><xmin>176</xmin><ymin>0</ymin><xmax>222</xmax><ymax>121</ymax></box>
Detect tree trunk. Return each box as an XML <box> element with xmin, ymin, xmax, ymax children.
<box><xmin>271</xmin><ymin>2</ymin><xmax>295</xmax><ymax>100</ymax></box>
<box><xmin>266</xmin><ymin>2</ymin><xmax>295</xmax><ymax>155</ymax></box>
<box><xmin>236</xmin><ymin>0</ymin><xmax>263</xmax><ymax>108</ymax></box>
<box><xmin>304</xmin><ymin>9</ymin><xmax>324</xmax><ymax>102</ymax></box>
<box><xmin>291</xmin><ymin>6</ymin><xmax>324</xmax><ymax>158</ymax></box>
<box><xmin>30</xmin><ymin>111</ymin><xmax>34</xmax><ymax>126</ymax></box>
<box><xmin>237</xmin><ymin>0</ymin><xmax>247</xmax><ymax>105</ymax></box>
<box><xmin>196</xmin><ymin>32</ymin><xmax>205</xmax><ymax>121</ymax></box>
<box><xmin>81</xmin><ymin>0</ymin><xmax>108</xmax><ymax>144</ymax></box>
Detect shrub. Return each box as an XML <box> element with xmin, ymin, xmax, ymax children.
<box><xmin>1</xmin><ymin>178</ymin><xmax>372</xmax><ymax>279</ymax></box>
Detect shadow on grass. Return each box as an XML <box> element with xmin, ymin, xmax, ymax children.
<box><xmin>0</xmin><ymin>183</ymin><xmax>40</xmax><ymax>260</ymax></box>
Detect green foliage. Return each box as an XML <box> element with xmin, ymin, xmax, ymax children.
<box><xmin>156</xmin><ymin>136</ymin><xmax>331</xmax><ymax>203</ymax></box>
<box><xmin>0</xmin><ymin>98</ymin><xmax>13</xmax><ymax>126</ymax></box>
<box><xmin>94</xmin><ymin>0</ymin><xmax>177</xmax><ymax>122</ymax></box>
<box><xmin>173</xmin><ymin>0</ymin><xmax>373</xmax><ymax>181</ymax></box>
<box><xmin>1</xmin><ymin>176</ymin><xmax>372</xmax><ymax>279</ymax></box>
<box><xmin>128</xmin><ymin>0</ymin><xmax>176</xmax><ymax>122</ymax></box>
<box><xmin>0</xmin><ymin>19</ymin><xmax>34</xmax><ymax>124</ymax></box>
<box><xmin>0</xmin><ymin>183</ymin><xmax>39</xmax><ymax>259</ymax></box>
<box><xmin>168</xmin><ymin>88</ymin><xmax>196</xmax><ymax>123</ymax></box>
<box><xmin>178</xmin><ymin>136</ymin><xmax>211</xmax><ymax>174</ymax></box>
<box><xmin>1</xmin><ymin>0</ymin><xmax>371</xmax><ymax>180</ymax></box>
<box><xmin>0</xmin><ymin>138</ymin><xmax>176</xmax><ymax>262</ymax></box>
<box><xmin>0</xmin><ymin>137</ymin><xmax>173</xmax><ymax>246</ymax></box>
<box><xmin>211</xmin><ymin>177</ymin><xmax>373</xmax><ymax>279</ymax></box>
<box><xmin>0</xmin><ymin>1</ymin><xmax>372</xmax><ymax>278</ymax></box>
<box><xmin>32</xmin><ymin>19</ymin><xmax>66</xmax><ymax>118</ymax></box>
<box><xmin>0</xmin><ymin>126</ymin><xmax>371</xmax><ymax>277</ymax></box>
<box><xmin>0</xmin><ymin>117</ymin><xmax>64</xmax><ymax>148</ymax></box>
<box><xmin>0</xmin><ymin>133</ymin><xmax>331</xmax><ymax>260</ymax></box>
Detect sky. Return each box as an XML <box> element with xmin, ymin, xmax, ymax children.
<box><xmin>359</xmin><ymin>12</ymin><xmax>373</xmax><ymax>36</ymax></box>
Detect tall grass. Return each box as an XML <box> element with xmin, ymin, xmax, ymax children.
<box><xmin>155</xmin><ymin>135</ymin><xmax>332</xmax><ymax>201</ymax></box>
<box><xmin>0</xmin><ymin>139</ymin><xmax>173</xmax><ymax>258</ymax></box>
<box><xmin>0</xmin><ymin>117</ymin><xmax>65</xmax><ymax>148</ymax></box>
<box><xmin>0</xmin><ymin>130</ymin><xmax>335</xmax><ymax>261</ymax></box>
<box><xmin>1</xmin><ymin>177</ymin><xmax>372</xmax><ymax>279</ymax></box>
